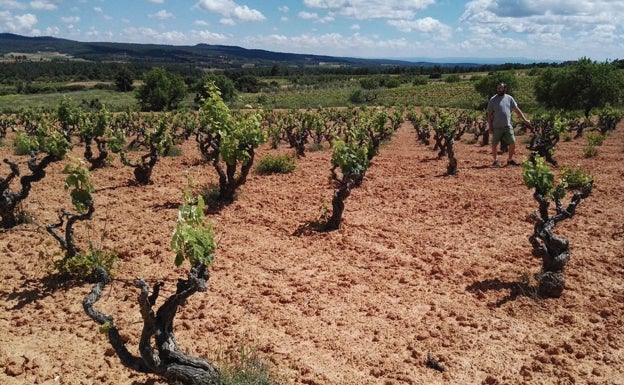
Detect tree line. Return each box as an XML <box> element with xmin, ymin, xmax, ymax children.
<box><xmin>3</xmin><ymin>56</ymin><xmax>610</xmax><ymax>94</ymax></box>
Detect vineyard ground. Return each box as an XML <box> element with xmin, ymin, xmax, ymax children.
<box><xmin>1</xmin><ymin>118</ymin><xmax>623</xmax><ymax>385</ymax></box>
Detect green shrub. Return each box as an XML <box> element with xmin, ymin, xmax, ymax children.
<box><xmin>218</xmin><ymin>345</ymin><xmax>282</xmax><ymax>385</ymax></box>
<box><xmin>444</xmin><ymin>74</ymin><xmax>461</xmax><ymax>83</ymax></box>
<box><xmin>412</xmin><ymin>76</ymin><xmax>428</xmax><ymax>86</ymax></box>
<box><xmin>560</xmin><ymin>166</ymin><xmax>593</xmax><ymax>189</ymax></box>
<box><xmin>166</xmin><ymin>145</ymin><xmax>183</xmax><ymax>157</ymax></box>
<box><xmin>522</xmin><ymin>155</ymin><xmax>555</xmax><ymax>198</ymax></box>
<box><xmin>348</xmin><ymin>89</ymin><xmax>365</xmax><ymax>103</ymax></box>
<box><xmin>14</xmin><ymin>131</ymin><xmax>38</xmax><ymax>155</ymax></box>
<box><xmin>586</xmin><ymin>132</ymin><xmax>605</xmax><ymax>146</ymax></box>
<box><xmin>583</xmin><ymin>144</ymin><xmax>598</xmax><ymax>158</ymax></box>
<box><xmin>171</xmin><ymin>191</ymin><xmax>215</xmax><ymax>267</ymax></box>
<box><xmin>200</xmin><ymin>183</ymin><xmax>222</xmax><ymax>203</ymax></box>
<box><xmin>255</xmin><ymin>154</ymin><xmax>296</xmax><ymax>174</ymax></box>
<box><xmin>53</xmin><ymin>246</ymin><xmax>118</xmax><ymax>281</ymax></box>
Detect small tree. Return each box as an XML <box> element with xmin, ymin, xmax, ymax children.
<box><xmin>83</xmin><ymin>190</ymin><xmax>221</xmax><ymax>384</ymax></box>
<box><xmin>136</xmin><ymin>67</ymin><xmax>187</xmax><ymax>112</ymax></box>
<box><xmin>325</xmin><ymin>139</ymin><xmax>369</xmax><ymax>231</ymax></box>
<box><xmin>45</xmin><ymin>161</ymin><xmax>116</xmax><ymax>280</ymax></box>
<box><xmin>57</xmin><ymin>98</ymin><xmax>82</xmax><ymax>138</ymax></box>
<box><xmin>196</xmin><ymin>82</ymin><xmax>265</xmax><ymax>203</ymax></box>
<box><xmin>278</xmin><ymin>110</ymin><xmax>308</xmax><ymax>158</ymax></box>
<box><xmin>474</xmin><ymin>72</ymin><xmax>518</xmax><ymax>99</ymax></box>
<box><xmin>79</xmin><ymin>107</ymin><xmax>126</xmax><ymax>170</ymax></box>
<box><xmin>308</xmin><ymin>108</ymin><xmax>396</xmax><ymax>231</ymax></box>
<box><xmin>114</xmin><ymin>66</ymin><xmax>134</xmax><ymax>92</ymax></box>
<box><xmin>234</xmin><ymin>75</ymin><xmax>261</xmax><ymax>93</ymax></box>
<box><xmin>535</xmin><ymin>57</ymin><xmax>624</xmax><ymax>118</ymax></box>
<box><xmin>115</xmin><ymin>114</ymin><xmax>173</xmax><ymax>185</ymax></box>
<box><xmin>596</xmin><ymin>104</ymin><xmax>623</xmax><ymax>134</ymax></box>
<box><xmin>1</xmin><ymin>120</ymin><xmax>72</xmax><ymax>228</ymax></box>
<box><xmin>526</xmin><ymin>113</ymin><xmax>568</xmax><ymax>166</ymax></box>
<box><xmin>431</xmin><ymin>109</ymin><xmax>461</xmax><ymax>175</ymax></box>
<box><xmin>194</xmin><ymin>74</ymin><xmax>235</xmax><ymax>104</ymax></box>
<box><xmin>523</xmin><ymin>154</ymin><xmax>593</xmax><ymax>297</ymax></box>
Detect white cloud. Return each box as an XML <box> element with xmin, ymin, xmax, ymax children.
<box><xmin>298</xmin><ymin>10</ymin><xmax>334</xmax><ymax>23</ymax></box>
<box><xmin>457</xmin><ymin>0</ymin><xmax>624</xmax><ymax>60</ymax></box>
<box><xmin>220</xmin><ymin>18</ymin><xmax>236</xmax><ymax>25</ymax></box>
<box><xmin>148</xmin><ymin>0</ymin><xmax>165</xmax><ymax>3</ymax></box>
<box><xmin>158</xmin><ymin>31</ymin><xmax>186</xmax><ymax>42</ymax></box>
<box><xmin>44</xmin><ymin>25</ymin><xmax>59</xmax><ymax>35</ymax></box>
<box><xmin>120</xmin><ymin>27</ymin><xmax>189</xmax><ymax>44</ymax></box>
<box><xmin>192</xmin><ymin>29</ymin><xmax>230</xmax><ymax>43</ymax></box>
<box><xmin>231</xmin><ymin>5</ymin><xmax>264</xmax><ymax>21</ymax></box>
<box><xmin>149</xmin><ymin>9</ymin><xmax>174</xmax><ymax>19</ymax></box>
<box><xmin>195</xmin><ymin>0</ymin><xmax>266</xmax><ymax>22</ymax></box>
<box><xmin>299</xmin><ymin>11</ymin><xmax>318</xmax><ymax>20</ymax></box>
<box><xmin>29</xmin><ymin>0</ymin><xmax>57</xmax><ymax>11</ymax></box>
<box><xmin>0</xmin><ymin>1</ymin><xmax>27</xmax><ymax>10</ymax></box>
<box><xmin>61</xmin><ymin>16</ymin><xmax>80</xmax><ymax>23</ymax></box>
<box><xmin>242</xmin><ymin>31</ymin><xmax>415</xmax><ymax>57</ymax></box>
<box><xmin>303</xmin><ymin>0</ymin><xmax>435</xmax><ymax>20</ymax></box>
<box><xmin>387</xmin><ymin>17</ymin><xmax>452</xmax><ymax>40</ymax></box>
<box><xmin>4</xmin><ymin>12</ymin><xmax>38</xmax><ymax>33</ymax></box>
<box><xmin>461</xmin><ymin>0</ymin><xmax>624</xmax><ymax>31</ymax></box>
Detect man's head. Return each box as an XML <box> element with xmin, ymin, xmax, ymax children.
<box><xmin>496</xmin><ymin>82</ymin><xmax>507</xmax><ymax>96</ymax></box>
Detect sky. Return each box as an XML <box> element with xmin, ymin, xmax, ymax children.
<box><xmin>1</xmin><ymin>0</ymin><xmax>623</xmax><ymax>63</ymax></box>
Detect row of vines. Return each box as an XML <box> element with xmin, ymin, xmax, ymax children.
<box><xmin>1</xmin><ymin>83</ymin><xmax>622</xmax><ymax>383</ymax></box>
<box><xmin>1</xmin><ymin>85</ymin><xmax>622</xmax><ymax>231</ymax></box>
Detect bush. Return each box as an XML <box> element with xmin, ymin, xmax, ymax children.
<box><xmin>348</xmin><ymin>89</ymin><xmax>365</xmax><ymax>104</ymax></box>
<box><xmin>255</xmin><ymin>154</ymin><xmax>296</xmax><ymax>174</ymax></box>
<box><xmin>218</xmin><ymin>345</ymin><xmax>281</xmax><ymax>385</ymax></box>
<box><xmin>94</xmin><ymin>83</ymin><xmax>116</xmax><ymax>90</ymax></box>
<box><xmin>413</xmin><ymin>76</ymin><xmax>428</xmax><ymax>86</ymax></box>
<box><xmin>560</xmin><ymin>166</ymin><xmax>593</xmax><ymax>189</ymax></box>
<box><xmin>13</xmin><ymin>131</ymin><xmax>38</xmax><ymax>155</ymax></box>
<box><xmin>53</xmin><ymin>246</ymin><xmax>118</xmax><ymax>282</ymax></box>
<box><xmin>583</xmin><ymin>145</ymin><xmax>598</xmax><ymax>158</ymax></box>
<box><xmin>381</xmin><ymin>77</ymin><xmax>401</xmax><ymax>88</ymax></box>
<box><xmin>59</xmin><ymin>84</ymin><xmax>87</xmax><ymax>92</ymax></box>
<box><xmin>444</xmin><ymin>74</ymin><xmax>461</xmax><ymax>83</ymax></box>
<box><xmin>586</xmin><ymin>132</ymin><xmax>606</xmax><ymax>146</ymax></box>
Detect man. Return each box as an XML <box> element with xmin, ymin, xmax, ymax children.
<box><xmin>486</xmin><ymin>82</ymin><xmax>530</xmax><ymax>167</ymax></box>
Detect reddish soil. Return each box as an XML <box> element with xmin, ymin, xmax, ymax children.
<box><xmin>1</xmin><ymin>119</ymin><xmax>623</xmax><ymax>385</ymax></box>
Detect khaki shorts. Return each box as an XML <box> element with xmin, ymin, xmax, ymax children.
<box><xmin>492</xmin><ymin>126</ymin><xmax>516</xmax><ymax>146</ymax></box>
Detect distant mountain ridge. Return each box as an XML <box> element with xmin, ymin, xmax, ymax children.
<box><xmin>0</xmin><ymin>33</ymin><xmax>491</xmax><ymax>68</ymax></box>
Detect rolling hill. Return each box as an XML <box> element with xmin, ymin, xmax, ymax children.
<box><xmin>0</xmin><ymin>33</ymin><xmax>484</xmax><ymax>69</ymax></box>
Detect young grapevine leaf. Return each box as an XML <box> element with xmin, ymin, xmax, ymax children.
<box><xmin>171</xmin><ymin>191</ymin><xmax>216</xmax><ymax>267</ymax></box>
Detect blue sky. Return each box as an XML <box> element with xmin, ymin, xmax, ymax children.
<box><xmin>1</xmin><ymin>0</ymin><xmax>623</xmax><ymax>62</ymax></box>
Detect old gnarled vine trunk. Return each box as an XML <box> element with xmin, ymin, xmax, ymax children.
<box><xmin>530</xmin><ymin>182</ymin><xmax>593</xmax><ymax>297</ymax></box>
<box><xmin>83</xmin><ymin>265</ymin><xmax>221</xmax><ymax>385</ymax></box>
<box><xmin>1</xmin><ymin>154</ymin><xmax>58</xmax><ymax>228</ymax></box>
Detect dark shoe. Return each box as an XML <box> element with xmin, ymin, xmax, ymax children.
<box><xmin>507</xmin><ymin>159</ymin><xmax>520</xmax><ymax>166</ymax></box>
<box><xmin>492</xmin><ymin>160</ymin><xmax>501</xmax><ymax>167</ymax></box>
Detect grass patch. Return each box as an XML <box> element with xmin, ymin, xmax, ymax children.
<box><xmin>560</xmin><ymin>166</ymin><xmax>593</xmax><ymax>188</ymax></box>
<box><xmin>217</xmin><ymin>345</ymin><xmax>284</xmax><ymax>385</ymax></box>
<box><xmin>586</xmin><ymin>132</ymin><xmax>606</xmax><ymax>146</ymax></box>
<box><xmin>255</xmin><ymin>154</ymin><xmax>296</xmax><ymax>174</ymax></box>
<box><xmin>583</xmin><ymin>145</ymin><xmax>598</xmax><ymax>158</ymax></box>
<box><xmin>0</xmin><ymin>90</ymin><xmax>137</xmax><ymax>113</ymax></box>
<box><xmin>166</xmin><ymin>145</ymin><xmax>183</xmax><ymax>157</ymax></box>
